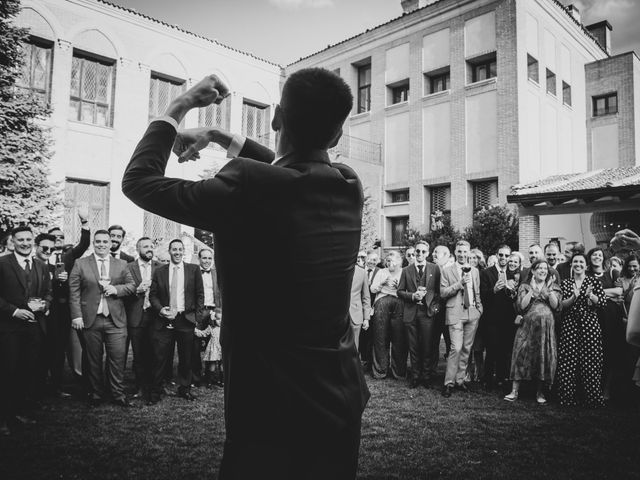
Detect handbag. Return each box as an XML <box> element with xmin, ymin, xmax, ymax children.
<box><xmin>626</xmin><ymin>285</ymin><xmax>640</xmax><ymax>347</ymax></box>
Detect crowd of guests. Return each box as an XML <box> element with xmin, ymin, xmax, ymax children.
<box><xmin>0</xmin><ymin>211</ymin><xmax>223</xmax><ymax>436</ymax></box>
<box><xmin>351</xmin><ymin>237</ymin><xmax>640</xmax><ymax>408</ymax></box>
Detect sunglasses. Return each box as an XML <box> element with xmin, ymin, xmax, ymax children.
<box><xmin>406</xmin><ymin>253</ymin><xmax>416</xmax><ymax>257</ymax></box>
<box><xmin>415</xmin><ymin>249</ymin><xmax>428</xmax><ymax>254</ymax></box>
<box><xmin>54</xmin><ymin>235</ymin><xmax>64</xmax><ymax>240</ymax></box>
<box><xmin>497</xmin><ymin>253</ymin><xmax>509</xmax><ymax>257</ymax></box>
<box><xmin>39</xmin><ymin>246</ymin><xmax>54</xmax><ymax>253</ymax></box>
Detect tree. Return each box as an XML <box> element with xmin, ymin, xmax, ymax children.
<box><xmin>463</xmin><ymin>205</ymin><xmax>519</xmax><ymax>256</ymax></box>
<box><xmin>359</xmin><ymin>189</ymin><xmax>378</xmax><ymax>252</ymax></box>
<box><xmin>426</xmin><ymin>214</ymin><xmax>462</xmax><ymax>253</ymax></box>
<box><xmin>0</xmin><ymin>0</ymin><xmax>60</xmax><ymax>236</ymax></box>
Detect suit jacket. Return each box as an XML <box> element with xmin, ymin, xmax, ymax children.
<box><xmin>113</xmin><ymin>251</ymin><xmax>135</xmax><ymax>263</ymax></box>
<box><xmin>125</xmin><ymin>259</ymin><xmax>161</xmax><ymax>327</ymax></box>
<box><xmin>556</xmin><ymin>261</ymin><xmax>571</xmax><ymax>281</ymax></box>
<box><xmin>52</xmin><ymin>227</ymin><xmax>90</xmax><ymax>304</ymax></box>
<box><xmin>397</xmin><ymin>262</ymin><xmax>441</xmax><ymax>321</ymax></box>
<box><xmin>479</xmin><ymin>265</ymin><xmax>518</xmax><ymax>326</ymax></box>
<box><xmin>201</xmin><ymin>267</ymin><xmax>221</xmax><ymax>308</ymax></box>
<box><xmin>366</xmin><ymin>266</ymin><xmax>380</xmax><ymax>306</ymax></box>
<box><xmin>148</xmin><ymin>262</ymin><xmax>204</xmax><ymax>329</ymax></box>
<box><xmin>0</xmin><ymin>254</ymin><xmax>52</xmax><ymax>333</ymax></box>
<box><xmin>122</xmin><ymin>121</ymin><xmax>369</xmax><ymax>441</ymax></box>
<box><xmin>349</xmin><ymin>265</ymin><xmax>371</xmax><ymax>325</ymax></box>
<box><xmin>68</xmin><ymin>255</ymin><xmax>135</xmax><ymax>329</ymax></box>
<box><xmin>440</xmin><ymin>263</ymin><xmax>482</xmax><ymax>325</ymax></box>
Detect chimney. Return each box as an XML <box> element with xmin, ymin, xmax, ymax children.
<box><xmin>566</xmin><ymin>4</ymin><xmax>581</xmax><ymax>23</ymax></box>
<box><xmin>586</xmin><ymin>20</ymin><xmax>613</xmax><ymax>55</ymax></box>
<box><xmin>401</xmin><ymin>0</ymin><xmax>419</xmax><ymax>13</ymax></box>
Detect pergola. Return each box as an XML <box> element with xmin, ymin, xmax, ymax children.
<box><xmin>507</xmin><ymin>166</ymin><xmax>640</xmax><ymax>250</ymax></box>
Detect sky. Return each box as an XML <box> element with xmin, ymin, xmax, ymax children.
<box><xmin>106</xmin><ymin>0</ymin><xmax>640</xmax><ymax>66</ymax></box>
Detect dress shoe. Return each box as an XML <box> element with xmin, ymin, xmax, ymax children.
<box><xmin>442</xmin><ymin>385</ymin><xmax>453</xmax><ymax>398</ymax></box>
<box><xmin>14</xmin><ymin>415</ymin><xmax>36</xmax><ymax>425</ymax></box>
<box><xmin>112</xmin><ymin>398</ymin><xmax>133</xmax><ymax>408</ymax></box>
<box><xmin>409</xmin><ymin>378</ymin><xmax>420</xmax><ymax>389</ymax></box>
<box><xmin>0</xmin><ymin>421</ymin><xmax>10</xmax><ymax>436</ymax></box>
<box><xmin>131</xmin><ymin>389</ymin><xmax>144</xmax><ymax>399</ymax></box>
<box><xmin>177</xmin><ymin>389</ymin><xmax>196</xmax><ymax>401</ymax></box>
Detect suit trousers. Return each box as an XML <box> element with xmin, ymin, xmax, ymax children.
<box><xmin>219</xmin><ymin>417</ymin><xmax>362</xmax><ymax>480</ymax></box>
<box><xmin>445</xmin><ymin>315</ymin><xmax>479</xmax><ymax>386</ymax></box>
<box><xmin>430</xmin><ymin>308</ymin><xmax>449</xmax><ymax>377</ymax></box>
<box><xmin>404</xmin><ymin>306</ymin><xmax>437</xmax><ymax>382</ymax></box>
<box><xmin>152</xmin><ymin>315</ymin><xmax>194</xmax><ymax>393</ymax></box>
<box><xmin>351</xmin><ymin>323</ymin><xmax>362</xmax><ymax>351</ymax></box>
<box><xmin>46</xmin><ymin>302</ymin><xmax>71</xmax><ymax>388</ymax></box>
<box><xmin>483</xmin><ymin>317</ymin><xmax>517</xmax><ymax>383</ymax></box>
<box><xmin>0</xmin><ymin>325</ymin><xmax>42</xmax><ymax>421</ymax></box>
<box><xmin>371</xmin><ymin>296</ymin><xmax>407</xmax><ymax>379</ymax></box>
<box><xmin>128</xmin><ymin>312</ymin><xmax>153</xmax><ymax>390</ymax></box>
<box><xmin>84</xmin><ymin>314</ymin><xmax>127</xmax><ymax>400</ymax></box>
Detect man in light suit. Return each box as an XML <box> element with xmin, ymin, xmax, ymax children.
<box><xmin>122</xmin><ymin>69</ymin><xmax>369</xmax><ymax>478</ymax></box>
<box><xmin>148</xmin><ymin>238</ymin><xmax>204</xmax><ymax>404</ymax></box>
<box><xmin>349</xmin><ymin>262</ymin><xmax>371</xmax><ymax>351</ymax></box>
<box><xmin>0</xmin><ymin>226</ymin><xmax>52</xmax><ymax>435</ymax></box>
<box><xmin>124</xmin><ymin>237</ymin><xmax>159</xmax><ymax>400</ymax></box>
<box><xmin>440</xmin><ymin>240</ymin><xmax>482</xmax><ymax>397</ymax></box>
<box><xmin>69</xmin><ymin>230</ymin><xmax>135</xmax><ymax>407</ymax></box>
<box><xmin>397</xmin><ymin>240</ymin><xmax>441</xmax><ymax>388</ymax></box>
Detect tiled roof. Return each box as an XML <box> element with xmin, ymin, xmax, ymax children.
<box><xmin>509</xmin><ymin>166</ymin><xmax>640</xmax><ymax>197</ymax></box>
<box><xmin>288</xmin><ymin>0</ymin><xmax>606</xmax><ymax>66</ymax></box>
<box><xmin>94</xmin><ymin>0</ymin><xmax>281</xmax><ymax>68</ymax></box>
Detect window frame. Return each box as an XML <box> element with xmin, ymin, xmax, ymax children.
<box><xmin>546</xmin><ymin>68</ymin><xmax>556</xmax><ymax>96</ymax></box>
<box><xmin>425</xmin><ymin>67</ymin><xmax>451</xmax><ymax>95</ymax></box>
<box><xmin>148</xmin><ymin>72</ymin><xmax>186</xmax><ymax>122</ymax></box>
<box><xmin>592</xmin><ymin>93</ymin><xmax>618</xmax><ymax>117</ymax></box>
<box><xmin>527</xmin><ymin>54</ymin><xmax>539</xmax><ymax>84</ymax></box>
<box><xmin>472</xmin><ymin>180</ymin><xmax>499</xmax><ymax>211</ymax></box>
<box><xmin>17</xmin><ymin>36</ymin><xmax>54</xmax><ymax>103</ymax></box>
<box><xmin>69</xmin><ymin>50</ymin><xmax>116</xmax><ymax>127</ymax></box>
<box><xmin>562</xmin><ymin>81</ymin><xmax>572</xmax><ymax>106</ymax></box>
<box><xmin>357</xmin><ymin>63</ymin><xmax>372</xmax><ymax>113</ymax></box>
<box><xmin>389</xmin><ymin>189</ymin><xmax>410</xmax><ymax>203</ymax></box>
<box><xmin>388</xmin><ymin>79</ymin><xmax>410</xmax><ymax>105</ymax></box>
<box><xmin>390</xmin><ymin>216</ymin><xmax>409</xmax><ymax>247</ymax></box>
<box><xmin>468</xmin><ymin>53</ymin><xmax>497</xmax><ymax>84</ymax></box>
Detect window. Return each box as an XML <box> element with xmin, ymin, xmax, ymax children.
<box><xmin>149</xmin><ymin>73</ymin><xmax>185</xmax><ymax>121</ymax></box>
<box><xmin>472</xmin><ymin>180</ymin><xmax>498</xmax><ymax>210</ymax></box>
<box><xmin>69</xmin><ymin>52</ymin><xmax>115</xmax><ymax>127</ymax></box>
<box><xmin>527</xmin><ymin>54</ymin><xmax>539</xmax><ymax>83</ymax></box>
<box><xmin>593</xmin><ymin>93</ymin><xmax>618</xmax><ymax>116</ymax></box>
<box><xmin>17</xmin><ymin>39</ymin><xmax>53</xmax><ymax>103</ymax></box>
<box><xmin>390</xmin><ymin>190</ymin><xmax>409</xmax><ymax>203</ymax></box>
<box><xmin>468</xmin><ymin>53</ymin><xmax>497</xmax><ymax>83</ymax></box>
<box><xmin>562</xmin><ymin>81</ymin><xmax>571</xmax><ymax>106</ymax></box>
<box><xmin>425</xmin><ymin>68</ymin><xmax>450</xmax><ymax>94</ymax></box>
<box><xmin>64</xmin><ymin>179</ymin><xmax>109</xmax><ymax>243</ymax></box>
<box><xmin>430</xmin><ymin>185</ymin><xmax>451</xmax><ymax>215</ymax></box>
<box><xmin>389</xmin><ymin>80</ymin><xmax>409</xmax><ymax>105</ymax></box>
<box><xmin>199</xmin><ymin>97</ymin><xmax>231</xmax><ymax>131</ymax></box>
<box><xmin>357</xmin><ymin>63</ymin><xmax>371</xmax><ymax>113</ymax></box>
<box><xmin>546</xmin><ymin>69</ymin><xmax>556</xmax><ymax>96</ymax></box>
<box><xmin>390</xmin><ymin>216</ymin><xmax>409</xmax><ymax>246</ymax></box>
<box><xmin>242</xmin><ymin>100</ymin><xmax>270</xmax><ymax>140</ymax></box>
<box><xmin>143</xmin><ymin>212</ymin><xmax>181</xmax><ymax>243</ymax></box>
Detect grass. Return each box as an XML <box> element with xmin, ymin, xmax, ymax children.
<box><xmin>1</xmin><ymin>354</ymin><xmax>638</xmax><ymax>480</ymax></box>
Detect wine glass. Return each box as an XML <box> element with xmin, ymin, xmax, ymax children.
<box><xmin>27</xmin><ymin>297</ymin><xmax>43</xmax><ymax>322</ymax></box>
<box><xmin>99</xmin><ymin>276</ymin><xmax>111</xmax><ymax>297</ymax></box>
<box><xmin>166</xmin><ymin>307</ymin><xmax>177</xmax><ymax>329</ymax></box>
<box><xmin>417</xmin><ymin>286</ymin><xmax>427</xmax><ymax>304</ymax></box>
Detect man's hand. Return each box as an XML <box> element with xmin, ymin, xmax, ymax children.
<box><xmin>363</xmin><ymin>319</ymin><xmax>369</xmax><ymax>331</ymax></box>
<box><xmin>610</xmin><ymin>229</ymin><xmax>640</xmax><ymax>252</ymax></box>
<box><xmin>71</xmin><ymin>317</ymin><xmax>84</xmax><ymax>330</ymax></box>
<box><xmin>57</xmin><ymin>271</ymin><xmax>69</xmax><ymax>282</ymax></box>
<box><xmin>103</xmin><ymin>285</ymin><xmax>117</xmax><ymax>296</ymax></box>
<box><xmin>14</xmin><ymin>309</ymin><xmax>35</xmax><ymax>321</ymax></box>
<box><xmin>494</xmin><ymin>277</ymin><xmax>506</xmax><ymax>293</ymax></box>
<box><xmin>184</xmin><ymin>75</ymin><xmax>230</xmax><ymax>109</ymax></box>
<box><xmin>173</xmin><ymin>128</ymin><xmax>213</xmax><ymax>163</ymax></box>
<box><xmin>77</xmin><ymin>204</ymin><xmax>89</xmax><ymax>223</ymax></box>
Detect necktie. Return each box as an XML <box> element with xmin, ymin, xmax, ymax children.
<box><xmin>463</xmin><ymin>270</ymin><xmax>471</xmax><ymax>308</ymax></box>
<box><xmin>417</xmin><ymin>264</ymin><xmax>424</xmax><ymax>282</ymax></box>
<box><xmin>142</xmin><ymin>263</ymin><xmax>150</xmax><ymax>309</ymax></box>
<box><xmin>100</xmin><ymin>259</ymin><xmax>110</xmax><ymax>317</ymax></box>
<box><xmin>170</xmin><ymin>266</ymin><xmax>179</xmax><ymax>310</ymax></box>
<box><xmin>24</xmin><ymin>258</ymin><xmax>31</xmax><ymax>274</ymax></box>
<box><xmin>201</xmin><ymin>269</ymin><xmax>210</xmax><ymax>274</ymax></box>
<box><xmin>111</xmin><ymin>252</ymin><xmax>116</xmax><ymax>258</ymax></box>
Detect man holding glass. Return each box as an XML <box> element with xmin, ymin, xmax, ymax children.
<box><xmin>0</xmin><ymin>226</ymin><xmax>52</xmax><ymax>435</ymax></box>
<box><xmin>69</xmin><ymin>230</ymin><xmax>135</xmax><ymax>407</ymax></box>
<box><xmin>148</xmin><ymin>239</ymin><xmax>204</xmax><ymax>404</ymax></box>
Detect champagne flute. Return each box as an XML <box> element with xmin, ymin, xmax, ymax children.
<box><xmin>167</xmin><ymin>307</ymin><xmax>177</xmax><ymax>329</ymax></box>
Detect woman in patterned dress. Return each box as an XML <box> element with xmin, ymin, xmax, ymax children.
<box><xmin>557</xmin><ymin>253</ymin><xmax>607</xmax><ymax>407</ymax></box>
<box><xmin>505</xmin><ymin>259</ymin><xmax>561</xmax><ymax>404</ymax></box>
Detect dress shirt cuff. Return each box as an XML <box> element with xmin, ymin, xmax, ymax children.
<box><xmin>226</xmin><ymin>134</ymin><xmax>246</xmax><ymax>159</ymax></box>
<box><xmin>151</xmin><ymin>116</ymin><xmax>179</xmax><ymax>131</ymax></box>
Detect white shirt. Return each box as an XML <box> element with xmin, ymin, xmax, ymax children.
<box><xmin>138</xmin><ymin>259</ymin><xmax>152</xmax><ymax>309</ymax></box>
<box><xmin>456</xmin><ymin>262</ymin><xmax>475</xmax><ymax>307</ymax></box>
<box><xmin>370</xmin><ymin>268</ymin><xmax>402</xmax><ymax>303</ymax></box>
<box><xmin>201</xmin><ymin>269</ymin><xmax>215</xmax><ymax>307</ymax></box>
<box><xmin>168</xmin><ymin>261</ymin><xmax>185</xmax><ymax>312</ymax></box>
<box><xmin>94</xmin><ymin>254</ymin><xmax>110</xmax><ymax>316</ymax></box>
<box><xmin>14</xmin><ymin>252</ymin><xmax>32</xmax><ymax>270</ymax></box>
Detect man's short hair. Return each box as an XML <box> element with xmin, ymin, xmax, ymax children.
<box><xmin>47</xmin><ymin>227</ymin><xmax>62</xmax><ymax>234</ymax></box>
<box><xmin>11</xmin><ymin>225</ymin><xmax>32</xmax><ymax>237</ymax></box>
<box><xmin>108</xmin><ymin>225</ymin><xmax>126</xmax><ymax>236</ymax></box>
<box><xmin>415</xmin><ymin>240</ymin><xmax>429</xmax><ymax>250</ymax></box>
<box><xmin>168</xmin><ymin>238</ymin><xmax>184</xmax><ymax>250</ymax></box>
<box><xmin>497</xmin><ymin>244</ymin><xmax>512</xmax><ymax>253</ymax></box>
<box><xmin>386</xmin><ymin>250</ymin><xmax>402</xmax><ymax>261</ymax></box>
<box><xmin>198</xmin><ymin>247</ymin><xmax>213</xmax><ymax>258</ymax></box>
<box><xmin>456</xmin><ymin>240</ymin><xmax>471</xmax><ymax>249</ymax></box>
<box><xmin>136</xmin><ymin>236</ymin><xmax>152</xmax><ymax>247</ymax></box>
<box><xmin>94</xmin><ymin>229</ymin><xmax>110</xmax><ymax>238</ymax></box>
<box><xmin>544</xmin><ymin>243</ymin><xmax>558</xmax><ymax>253</ymax></box>
<box><xmin>35</xmin><ymin>233</ymin><xmax>56</xmax><ymax>245</ymax></box>
<box><xmin>280</xmin><ymin>68</ymin><xmax>353</xmax><ymax>150</ymax></box>
<box><xmin>528</xmin><ymin>243</ymin><xmax>541</xmax><ymax>249</ymax></box>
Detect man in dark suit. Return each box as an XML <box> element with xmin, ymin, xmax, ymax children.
<box><xmin>148</xmin><ymin>238</ymin><xmax>204</xmax><ymax>403</ymax></box>
<box><xmin>69</xmin><ymin>230</ymin><xmax>135</xmax><ymax>407</ymax></box>
<box><xmin>556</xmin><ymin>241</ymin><xmax>585</xmax><ymax>281</ymax></box>
<box><xmin>108</xmin><ymin>225</ymin><xmax>135</xmax><ymax>263</ymax></box>
<box><xmin>193</xmin><ymin>247</ymin><xmax>220</xmax><ymax>385</ymax></box>
<box><xmin>124</xmin><ymin>237</ymin><xmax>159</xmax><ymax>400</ymax></box>
<box><xmin>0</xmin><ymin>226</ymin><xmax>52</xmax><ymax>435</ymax></box>
<box><xmin>122</xmin><ymin>69</ymin><xmax>369</xmax><ymax>478</ymax></box>
<box><xmin>397</xmin><ymin>240</ymin><xmax>441</xmax><ymax>388</ymax></box>
<box><xmin>479</xmin><ymin>244</ymin><xmax>516</xmax><ymax>391</ymax></box>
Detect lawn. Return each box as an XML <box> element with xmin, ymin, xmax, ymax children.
<box><xmin>1</xmin><ymin>360</ymin><xmax>638</xmax><ymax>480</ymax></box>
